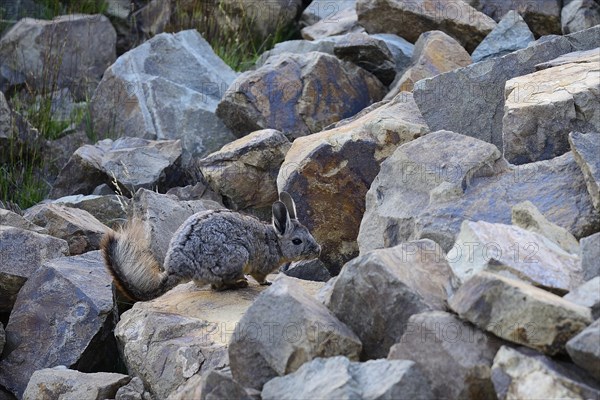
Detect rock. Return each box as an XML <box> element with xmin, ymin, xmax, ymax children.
<box><xmin>449</xmin><ymin>271</ymin><xmax>592</xmax><ymax>355</ymax></box>
<box><xmin>358</xmin><ymin>131</ymin><xmax>600</xmax><ymax>254</ymax></box>
<box><xmin>333</xmin><ymin>32</ymin><xmax>396</xmax><ymax>85</ymax></box>
<box><xmin>562</xmin><ymin>0</ymin><xmax>600</xmax><ymax>34</ymax></box>
<box><xmin>329</xmin><ymin>240</ymin><xmax>458</xmax><ymax>359</ymax></box>
<box><xmin>277</xmin><ymin>92</ymin><xmax>429</xmax><ymax>273</ymax></box>
<box><xmin>471</xmin><ymin>10</ymin><xmax>535</xmax><ymax>63</ymax></box>
<box><xmin>90</xmin><ymin>30</ymin><xmax>238</xmax><ymax>163</ymax></box>
<box><xmin>503</xmin><ymin>53</ymin><xmax>600</xmax><ymax>165</ymax></box>
<box><xmin>371</xmin><ymin>33</ymin><xmax>414</xmax><ymax>76</ymax></box>
<box><xmin>301</xmin><ymin>0</ymin><xmax>356</xmax><ymax>26</ymax></box>
<box><xmin>168</xmin><ymin>370</ymin><xmax>251</xmax><ymax>400</ymax></box>
<box><xmin>281</xmin><ymin>259</ymin><xmax>332</xmax><ymax>282</ymax></box>
<box><xmin>386</xmin><ymin>30</ymin><xmax>471</xmax><ymax>97</ymax></box>
<box><xmin>511</xmin><ymin>200</ymin><xmax>580</xmax><ymax>255</ymax></box>
<box><xmin>301</xmin><ymin>6</ymin><xmax>364</xmax><ymax>40</ymax></box>
<box><xmin>566</xmin><ymin>318</ymin><xmax>600</xmax><ymax>380</ymax></box>
<box><xmin>114</xmin><ymin>376</ymin><xmax>146</xmax><ymax>400</ymax></box>
<box><xmin>23</xmin><ymin>367</ymin><xmax>130</xmax><ymax>400</ymax></box>
<box><xmin>581</xmin><ymin>232</ymin><xmax>600</xmax><ymax>280</ymax></box>
<box><xmin>0</xmin><ymin>226</ymin><xmax>69</xmax><ymax>312</ymax></box>
<box><xmin>448</xmin><ymin>220</ymin><xmax>583</xmax><ymax>294</ymax></box>
<box><xmin>413</xmin><ymin>27</ymin><xmax>600</xmax><ymax>150</ymax></box>
<box><xmin>44</xmin><ymin>194</ymin><xmax>130</xmax><ymax>228</ymax></box>
<box><xmin>0</xmin><ymin>14</ymin><xmax>116</xmax><ymax>97</ymax></box>
<box><xmin>229</xmin><ymin>276</ymin><xmax>361</xmax><ymax>390</ymax></box>
<box><xmin>0</xmin><ymin>92</ymin><xmax>11</xmax><ymax>140</ymax></box>
<box><xmin>570</xmin><ymin>131</ymin><xmax>600</xmax><ymax>211</ymax></box>
<box><xmin>198</xmin><ymin>129</ymin><xmax>291</xmax><ymax>211</ymax></box>
<box><xmin>262</xmin><ymin>356</ymin><xmax>433</xmax><ymax>400</ymax></box>
<box><xmin>564</xmin><ymin>277</ymin><xmax>600</xmax><ymax>320</ymax></box>
<box><xmin>0</xmin><ymin>209</ymin><xmax>46</xmax><ymax>233</ymax></box>
<box><xmin>356</xmin><ymin>0</ymin><xmax>496</xmax><ymax>53</ymax></box>
<box><xmin>492</xmin><ymin>345</ymin><xmax>600</xmax><ymax>399</ymax></box>
<box><xmin>217</xmin><ymin>51</ymin><xmax>385</xmax><ymax>139</ymax></box>
<box><xmin>24</xmin><ymin>204</ymin><xmax>109</xmax><ymax>255</ymax></box>
<box><xmin>255</xmin><ymin>38</ymin><xmax>338</xmax><ymax>67</ymax></box>
<box><xmin>0</xmin><ymin>322</ymin><xmax>4</xmax><ymax>355</ymax></box>
<box><xmin>0</xmin><ymin>252</ymin><xmax>117</xmax><ymax>398</ymax></box>
<box><xmin>166</xmin><ymin>182</ymin><xmax>222</xmax><ymax>204</ymax></box>
<box><xmin>388</xmin><ymin>311</ymin><xmax>504</xmax><ymax>400</ymax></box>
<box><xmin>50</xmin><ymin>137</ymin><xmax>185</xmax><ymax>198</ymax></box>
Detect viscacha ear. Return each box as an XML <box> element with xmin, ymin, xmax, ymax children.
<box><xmin>272</xmin><ymin>201</ymin><xmax>290</xmax><ymax>235</ymax></box>
<box><xmin>279</xmin><ymin>191</ymin><xmax>297</xmax><ymax>220</ymax></box>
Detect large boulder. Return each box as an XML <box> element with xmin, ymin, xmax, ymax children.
<box><xmin>503</xmin><ymin>50</ymin><xmax>600</xmax><ymax>164</ymax></box>
<box><xmin>580</xmin><ymin>232</ymin><xmax>600</xmax><ymax>280</ymax></box>
<box><xmin>566</xmin><ymin>318</ymin><xmax>600</xmax><ymax>380</ymax></box>
<box><xmin>0</xmin><ymin>252</ymin><xmax>118</xmax><ymax>398</ymax></box>
<box><xmin>90</xmin><ymin>30</ymin><xmax>238</xmax><ymax>163</ymax></box>
<box><xmin>562</xmin><ymin>0</ymin><xmax>600</xmax><ymax>34</ymax></box>
<box><xmin>277</xmin><ymin>92</ymin><xmax>429</xmax><ymax>273</ymax></box>
<box><xmin>216</xmin><ymin>51</ymin><xmax>386</xmax><ymax>139</ymax></box>
<box><xmin>356</xmin><ymin>0</ymin><xmax>496</xmax><ymax>52</ymax></box>
<box><xmin>42</xmin><ymin>194</ymin><xmax>130</xmax><ymax>229</ymax></box>
<box><xmin>328</xmin><ymin>240</ymin><xmax>458</xmax><ymax>359</ymax></box>
<box><xmin>358</xmin><ymin>131</ymin><xmax>600</xmax><ymax>254</ymax></box>
<box><xmin>570</xmin><ymin>131</ymin><xmax>600</xmax><ymax>211</ymax></box>
<box><xmin>0</xmin><ymin>14</ymin><xmax>116</xmax><ymax>97</ymax></box>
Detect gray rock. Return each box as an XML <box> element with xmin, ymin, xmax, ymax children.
<box><xmin>413</xmin><ymin>27</ymin><xmax>600</xmax><ymax>150</ymax></box>
<box><xmin>388</xmin><ymin>311</ymin><xmax>504</xmax><ymax>400</ymax></box>
<box><xmin>535</xmin><ymin>47</ymin><xmax>600</xmax><ymax>70</ymax></box>
<box><xmin>90</xmin><ymin>30</ymin><xmax>238</xmax><ymax>163</ymax></box>
<box><xmin>371</xmin><ymin>33</ymin><xmax>414</xmax><ymax>76</ymax></box>
<box><xmin>301</xmin><ymin>0</ymin><xmax>356</xmax><ymax>26</ymax></box>
<box><xmin>23</xmin><ymin>367</ymin><xmax>130</xmax><ymax>400</ymax></box>
<box><xmin>281</xmin><ymin>259</ymin><xmax>332</xmax><ymax>282</ymax></box>
<box><xmin>449</xmin><ymin>271</ymin><xmax>592</xmax><ymax>355</ymax></box>
<box><xmin>255</xmin><ymin>38</ymin><xmax>338</xmax><ymax>68</ymax></box>
<box><xmin>564</xmin><ymin>277</ymin><xmax>600</xmax><ymax>320</ymax></box>
<box><xmin>165</xmin><ymin>182</ymin><xmax>222</xmax><ymax>204</ymax></box>
<box><xmin>301</xmin><ymin>6</ymin><xmax>364</xmax><ymax>40</ymax></box>
<box><xmin>0</xmin><ymin>323</ymin><xmax>4</xmax><ymax>356</ymax></box>
<box><xmin>581</xmin><ymin>232</ymin><xmax>600</xmax><ymax>280</ymax></box>
<box><xmin>45</xmin><ymin>194</ymin><xmax>130</xmax><ymax>229</ymax></box>
<box><xmin>0</xmin><ymin>92</ymin><xmax>11</xmax><ymax>141</ymax></box>
<box><xmin>167</xmin><ymin>370</ymin><xmax>251</xmax><ymax>400</ymax></box>
<box><xmin>503</xmin><ymin>53</ymin><xmax>600</xmax><ymax>165</ymax></box>
<box><xmin>217</xmin><ymin>51</ymin><xmax>385</xmax><ymax>139</ymax></box>
<box><xmin>277</xmin><ymin>92</ymin><xmax>429</xmax><ymax>273</ymax></box>
<box><xmin>566</xmin><ymin>318</ymin><xmax>600</xmax><ymax>380</ymax></box>
<box><xmin>262</xmin><ymin>356</ymin><xmax>433</xmax><ymax>400</ymax></box>
<box><xmin>448</xmin><ymin>220</ymin><xmax>583</xmax><ymax>294</ymax></box>
<box><xmin>0</xmin><ymin>252</ymin><xmax>117</xmax><ymax>398</ymax></box>
<box><xmin>562</xmin><ymin>0</ymin><xmax>600</xmax><ymax>34</ymax></box>
<box><xmin>229</xmin><ymin>276</ymin><xmax>362</xmax><ymax>390</ymax></box>
<box><xmin>471</xmin><ymin>10</ymin><xmax>535</xmax><ymax>63</ymax></box>
<box><xmin>0</xmin><ymin>226</ymin><xmax>69</xmax><ymax>312</ymax></box>
<box><xmin>0</xmin><ymin>14</ymin><xmax>116</xmax><ymax>98</ymax></box>
<box><xmin>359</xmin><ymin>131</ymin><xmax>600</xmax><ymax>254</ymax></box>
<box><xmin>492</xmin><ymin>346</ymin><xmax>600</xmax><ymax>399</ymax></box>
<box><xmin>24</xmin><ymin>204</ymin><xmax>109</xmax><ymax>255</ymax></box>
<box><xmin>198</xmin><ymin>129</ymin><xmax>291</xmax><ymax>211</ymax></box>
<box><xmin>570</xmin><ymin>131</ymin><xmax>600</xmax><ymax>211</ymax></box>
<box><xmin>356</xmin><ymin>0</ymin><xmax>496</xmax><ymax>53</ymax></box>
<box><xmin>0</xmin><ymin>209</ymin><xmax>46</xmax><ymax>233</ymax></box>
<box><xmin>114</xmin><ymin>376</ymin><xmax>146</xmax><ymax>400</ymax></box>
<box><xmin>329</xmin><ymin>240</ymin><xmax>458</xmax><ymax>359</ymax></box>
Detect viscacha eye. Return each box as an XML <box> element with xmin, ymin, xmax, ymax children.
<box><xmin>292</xmin><ymin>239</ymin><xmax>302</xmax><ymax>245</ymax></box>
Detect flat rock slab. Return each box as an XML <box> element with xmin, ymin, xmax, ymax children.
<box><xmin>566</xmin><ymin>319</ymin><xmax>600</xmax><ymax>380</ymax></box>
<box><xmin>44</xmin><ymin>194</ymin><xmax>130</xmax><ymax>229</ymax></box>
<box><xmin>449</xmin><ymin>271</ymin><xmax>592</xmax><ymax>355</ymax></box>
<box><xmin>570</xmin><ymin>131</ymin><xmax>600</xmax><ymax>211</ymax></box>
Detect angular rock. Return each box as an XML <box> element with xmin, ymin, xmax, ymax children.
<box><xmin>0</xmin><ymin>226</ymin><xmax>69</xmax><ymax>312</ymax></box>
<box><xmin>388</xmin><ymin>311</ymin><xmax>504</xmax><ymax>400</ymax></box>
<box><xmin>262</xmin><ymin>356</ymin><xmax>433</xmax><ymax>400</ymax></box>
<box><xmin>492</xmin><ymin>346</ymin><xmax>600</xmax><ymax>399</ymax></box>
<box><xmin>165</xmin><ymin>182</ymin><xmax>222</xmax><ymax>204</ymax></box>
<box><xmin>301</xmin><ymin>6</ymin><xmax>363</xmax><ymax>40</ymax></box>
<box><xmin>535</xmin><ymin>48</ymin><xmax>599</xmax><ymax>70</ymax></box>
<box><xmin>371</xmin><ymin>33</ymin><xmax>414</xmax><ymax>76</ymax></box>
<box><xmin>581</xmin><ymin>232</ymin><xmax>600</xmax><ymax>280</ymax></box>
<box><xmin>255</xmin><ymin>38</ymin><xmax>338</xmax><ymax>67</ymax></box>
<box><xmin>44</xmin><ymin>194</ymin><xmax>130</xmax><ymax>228</ymax></box>
<box><xmin>413</xmin><ymin>27</ymin><xmax>600</xmax><ymax>149</ymax></box>
<box><xmin>566</xmin><ymin>319</ymin><xmax>600</xmax><ymax>380</ymax></box>
<box><xmin>50</xmin><ymin>137</ymin><xmax>184</xmax><ymax>198</ymax></box>
<box><xmin>217</xmin><ymin>51</ymin><xmax>385</xmax><ymax>139</ymax></box>
<box><xmin>329</xmin><ymin>240</ymin><xmax>458</xmax><ymax>359</ymax></box>
<box><xmin>198</xmin><ymin>129</ymin><xmax>291</xmax><ymax>211</ymax></box>
<box><xmin>449</xmin><ymin>271</ymin><xmax>592</xmax><ymax>355</ymax></box>
<box><xmin>0</xmin><ymin>252</ymin><xmax>117</xmax><ymax>398</ymax></box>
<box><xmin>359</xmin><ymin>131</ymin><xmax>600</xmax><ymax>254</ymax></box>
<box><xmin>564</xmin><ymin>277</ymin><xmax>600</xmax><ymax>320</ymax></box>
<box><xmin>356</xmin><ymin>0</ymin><xmax>496</xmax><ymax>52</ymax></box>
<box><xmin>0</xmin><ymin>14</ymin><xmax>116</xmax><ymax>97</ymax></box>
<box><xmin>562</xmin><ymin>0</ymin><xmax>600</xmax><ymax>34</ymax></box>
<box><xmin>23</xmin><ymin>367</ymin><xmax>130</xmax><ymax>400</ymax></box>
<box><xmin>281</xmin><ymin>259</ymin><xmax>332</xmax><ymax>282</ymax></box>
<box><xmin>301</xmin><ymin>0</ymin><xmax>356</xmax><ymax>26</ymax></box>
<box><xmin>24</xmin><ymin>204</ymin><xmax>109</xmax><ymax>255</ymax></box>
<box><xmin>448</xmin><ymin>220</ymin><xmax>583</xmax><ymax>294</ymax></box>
<box><xmin>114</xmin><ymin>376</ymin><xmax>147</xmax><ymax>400</ymax></box>
<box><xmin>511</xmin><ymin>200</ymin><xmax>580</xmax><ymax>255</ymax></box>
<box><xmin>90</xmin><ymin>30</ymin><xmax>237</xmax><ymax>163</ymax></box>
<box><xmin>0</xmin><ymin>209</ymin><xmax>46</xmax><ymax>234</ymax></box>
<box><xmin>386</xmin><ymin>30</ymin><xmax>471</xmax><ymax>97</ymax></box>
<box><xmin>277</xmin><ymin>92</ymin><xmax>429</xmax><ymax>273</ymax></box>
<box><xmin>229</xmin><ymin>276</ymin><xmax>361</xmax><ymax>390</ymax></box>
<box><xmin>168</xmin><ymin>370</ymin><xmax>251</xmax><ymax>400</ymax></box>
<box><xmin>503</xmin><ymin>54</ymin><xmax>600</xmax><ymax>164</ymax></box>
<box><xmin>333</xmin><ymin>32</ymin><xmax>396</xmax><ymax>85</ymax></box>
<box><xmin>570</xmin><ymin>131</ymin><xmax>600</xmax><ymax>211</ymax></box>
<box><xmin>471</xmin><ymin>10</ymin><xmax>535</xmax><ymax>63</ymax></box>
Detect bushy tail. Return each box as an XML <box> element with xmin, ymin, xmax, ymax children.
<box><xmin>101</xmin><ymin>219</ymin><xmax>174</xmax><ymax>301</ymax></box>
